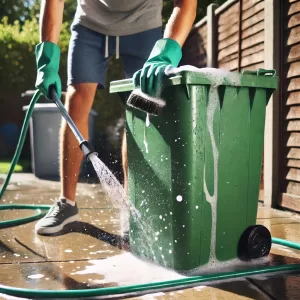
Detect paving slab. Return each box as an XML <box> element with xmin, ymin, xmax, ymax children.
<box><xmin>0</xmin><ymin>209</ymin><xmax>122</xmax><ymax>263</ymax></box>
<box><xmin>0</xmin><ymin>174</ymin><xmax>111</xmax><ymax>209</ymax></box>
<box><xmin>1</xmin><ymin>253</ymin><xmax>298</xmax><ymax>300</ymax></box>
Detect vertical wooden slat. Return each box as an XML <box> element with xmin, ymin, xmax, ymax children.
<box><xmin>263</xmin><ymin>0</ymin><xmax>281</xmax><ymax>208</ymax></box>
<box><xmin>207</xmin><ymin>4</ymin><xmax>219</xmax><ymax>67</ymax></box>
<box><xmin>280</xmin><ymin>0</ymin><xmax>300</xmax><ymax>212</ymax></box>
<box><xmin>238</xmin><ymin>0</ymin><xmax>243</xmax><ymax>72</ymax></box>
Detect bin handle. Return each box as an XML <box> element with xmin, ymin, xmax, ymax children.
<box><xmin>242</xmin><ymin>68</ymin><xmax>276</xmax><ymax>77</ymax></box>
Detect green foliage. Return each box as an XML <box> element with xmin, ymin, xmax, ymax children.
<box><xmin>0</xmin><ymin>15</ymin><xmax>71</xmax><ymax>101</ymax></box>
<box><xmin>0</xmin><ymin>0</ymin><xmax>32</xmax><ymax>25</ymax></box>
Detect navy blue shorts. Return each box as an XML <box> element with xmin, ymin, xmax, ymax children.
<box><xmin>67</xmin><ymin>23</ymin><xmax>163</xmax><ymax>88</ymax></box>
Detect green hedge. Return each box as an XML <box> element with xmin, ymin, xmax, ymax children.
<box><xmin>0</xmin><ymin>15</ymin><xmax>124</xmax><ymax>142</ymax></box>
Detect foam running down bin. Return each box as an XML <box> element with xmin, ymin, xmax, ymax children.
<box><xmin>110</xmin><ymin>67</ymin><xmax>278</xmax><ymax>272</ymax></box>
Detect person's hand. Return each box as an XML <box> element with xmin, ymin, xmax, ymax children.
<box><xmin>35</xmin><ymin>41</ymin><xmax>62</xmax><ymax>98</ymax></box>
<box><xmin>133</xmin><ymin>38</ymin><xmax>182</xmax><ymax>97</ymax></box>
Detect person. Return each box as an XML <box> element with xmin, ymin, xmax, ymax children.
<box><xmin>34</xmin><ymin>0</ymin><xmax>197</xmax><ymax>236</ymax></box>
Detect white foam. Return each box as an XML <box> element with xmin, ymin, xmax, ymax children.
<box><xmin>74</xmin><ymin>252</ymin><xmax>185</xmax><ymax>285</ymax></box>
<box><xmin>146</xmin><ymin>113</ymin><xmax>151</xmax><ymax>127</ymax></box>
<box><xmin>144</xmin><ymin>126</ymin><xmax>149</xmax><ymax>154</ymax></box>
<box><xmin>28</xmin><ymin>274</ymin><xmax>44</xmax><ymax>279</ymax></box>
<box><xmin>166</xmin><ymin>66</ymin><xmax>241</xmax><ymax>87</ymax></box>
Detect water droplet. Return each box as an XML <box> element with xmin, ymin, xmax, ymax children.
<box><xmin>196</xmin><ymin>206</ymin><xmax>199</xmax><ymax>209</ymax></box>
<box><xmin>159</xmin><ymin>215</ymin><xmax>162</xmax><ymax>219</ymax></box>
<box><xmin>169</xmin><ymin>250</ymin><xmax>172</xmax><ymax>254</ymax></box>
<box><xmin>176</xmin><ymin>195</ymin><xmax>183</xmax><ymax>202</ymax></box>
<box><xmin>28</xmin><ymin>274</ymin><xmax>44</xmax><ymax>279</ymax></box>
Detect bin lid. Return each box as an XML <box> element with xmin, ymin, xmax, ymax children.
<box><xmin>109</xmin><ymin>67</ymin><xmax>278</xmax><ymax>94</ymax></box>
<box><xmin>22</xmin><ymin>103</ymin><xmax>98</xmax><ymax>116</ymax></box>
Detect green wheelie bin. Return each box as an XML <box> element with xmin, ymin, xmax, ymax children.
<box><xmin>109</xmin><ymin>67</ymin><xmax>278</xmax><ymax>272</ymax></box>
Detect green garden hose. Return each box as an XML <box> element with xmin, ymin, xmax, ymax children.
<box><xmin>0</xmin><ymin>90</ymin><xmax>300</xmax><ymax>298</ymax></box>
<box><xmin>0</xmin><ymin>204</ymin><xmax>51</xmax><ymax>228</ymax></box>
<box><xmin>0</xmin><ymin>90</ymin><xmax>51</xmax><ymax>228</ymax></box>
<box><xmin>0</xmin><ymin>90</ymin><xmax>40</xmax><ymax>199</ymax></box>
<box><xmin>0</xmin><ymin>263</ymin><xmax>300</xmax><ymax>298</ymax></box>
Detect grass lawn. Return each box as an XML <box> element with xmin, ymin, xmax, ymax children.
<box><xmin>0</xmin><ymin>160</ymin><xmax>31</xmax><ymax>174</ymax></box>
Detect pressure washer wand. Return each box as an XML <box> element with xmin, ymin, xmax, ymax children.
<box><xmin>49</xmin><ymin>86</ymin><xmax>97</xmax><ymax>161</ymax></box>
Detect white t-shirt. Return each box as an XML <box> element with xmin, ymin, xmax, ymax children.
<box><xmin>73</xmin><ymin>0</ymin><xmax>163</xmax><ymax>36</ymax></box>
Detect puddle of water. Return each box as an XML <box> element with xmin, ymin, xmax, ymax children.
<box><xmin>28</xmin><ymin>274</ymin><xmax>44</xmax><ymax>279</ymax></box>
<box><xmin>74</xmin><ymin>252</ymin><xmax>185</xmax><ymax>285</ymax></box>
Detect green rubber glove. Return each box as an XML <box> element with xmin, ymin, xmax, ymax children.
<box><xmin>133</xmin><ymin>38</ymin><xmax>182</xmax><ymax>97</ymax></box>
<box><xmin>35</xmin><ymin>41</ymin><xmax>62</xmax><ymax>98</ymax></box>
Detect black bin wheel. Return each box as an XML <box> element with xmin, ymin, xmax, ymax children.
<box><xmin>238</xmin><ymin>225</ymin><xmax>272</xmax><ymax>261</ymax></box>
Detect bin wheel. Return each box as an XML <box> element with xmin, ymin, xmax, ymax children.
<box><xmin>238</xmin><ymin>225</ymin><xmax>272</xmax><ymax>260</ymax></box>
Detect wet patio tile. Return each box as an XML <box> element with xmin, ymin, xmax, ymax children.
<box><xmin>251</xmin><ymin>273</ymin><xmax>300</xmax><ymax>300</ymax></box>
<box><xmin>0</xmin><ymin>253</ymin><xmax>290</xmax><ymax>300</ymax></box>
<box><xmin>0</xmin><ymin>208</ymin><xmax>123</xmax><ymax>263</ymax></box>
<box><xmin>0</xmin><ymin>173</ymin><xmax>114</xmax><ymax>209</ymax></box>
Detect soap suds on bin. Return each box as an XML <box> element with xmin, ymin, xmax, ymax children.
<box><xmin>166</xmin><ymin>66</ymin><xmax>241</xmax><ymax>87</ymax></box>
<box><xmin>167</xmin><ymin>66</ymin><xmax>241</xmax><ymax>266</ymax></box>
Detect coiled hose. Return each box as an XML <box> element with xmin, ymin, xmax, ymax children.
<box><xmin>0</xmin><ymin>90</ymin><xmax>299</xmax><ymax>298</ymax></box>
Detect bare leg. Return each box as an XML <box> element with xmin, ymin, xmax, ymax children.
<box><xmin>59</xmin><ymin>83</ymin><xmax>98</xmax><ymax>201</ymax></box>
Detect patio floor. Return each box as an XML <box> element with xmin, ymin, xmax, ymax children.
<box><xmin>0</xmin><ymin>173</ymin><xmax>300</xmax><ymax>300</ymax></box>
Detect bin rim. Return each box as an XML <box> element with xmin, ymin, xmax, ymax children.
<box><xmin>22</xmin><ymin>103</ymin><xmax>98</xmax><ymax>116</ymax></box>
<box><xmin>109</xmin><ymin>68</ymin><xmax>278</xmax><ymax>94</ymax></box>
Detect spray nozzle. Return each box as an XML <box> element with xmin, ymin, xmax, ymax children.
<box><xmin>80</xmin><ymin>141</ymin><xmax>98</xmax><ymax>162</ymax></box>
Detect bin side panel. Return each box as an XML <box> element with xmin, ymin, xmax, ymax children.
<box><xmin>126</xmin><ymin>104</ymin><xmax>173</xmax><ymax>268</ymax></box>
<box><xmin>202</xmin><ymin>85</ymin><xmax>221</xmax><ymax>265</ymax></box>
<box><xmin>171</xmin><ymin>85</ymin><xmax>210</xmax><ymax>271</ymax></box>
<box><xmin>196</xmin><ymin>85</ymin><xmax>213</xmax><ymax>268</ymax></box>
<box><xmin>216</xmin><ymin>86</ymin><xmax>251</xmax><ymax>261</ymax></box>
<box><xmin>247</xmin><ymin>88</ymin><xmax>267</xmax><ymax>225</ymax></box>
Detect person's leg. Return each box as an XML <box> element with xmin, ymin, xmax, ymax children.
<box><xmin>35</xmin><ymin>23</ymin><xmax>109</xmax><ymax>235</ymax></box>
<box><xmin>60</xmin><ymin>83</ymin><xmax>97</xmax><ymax>201</ymax></box>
